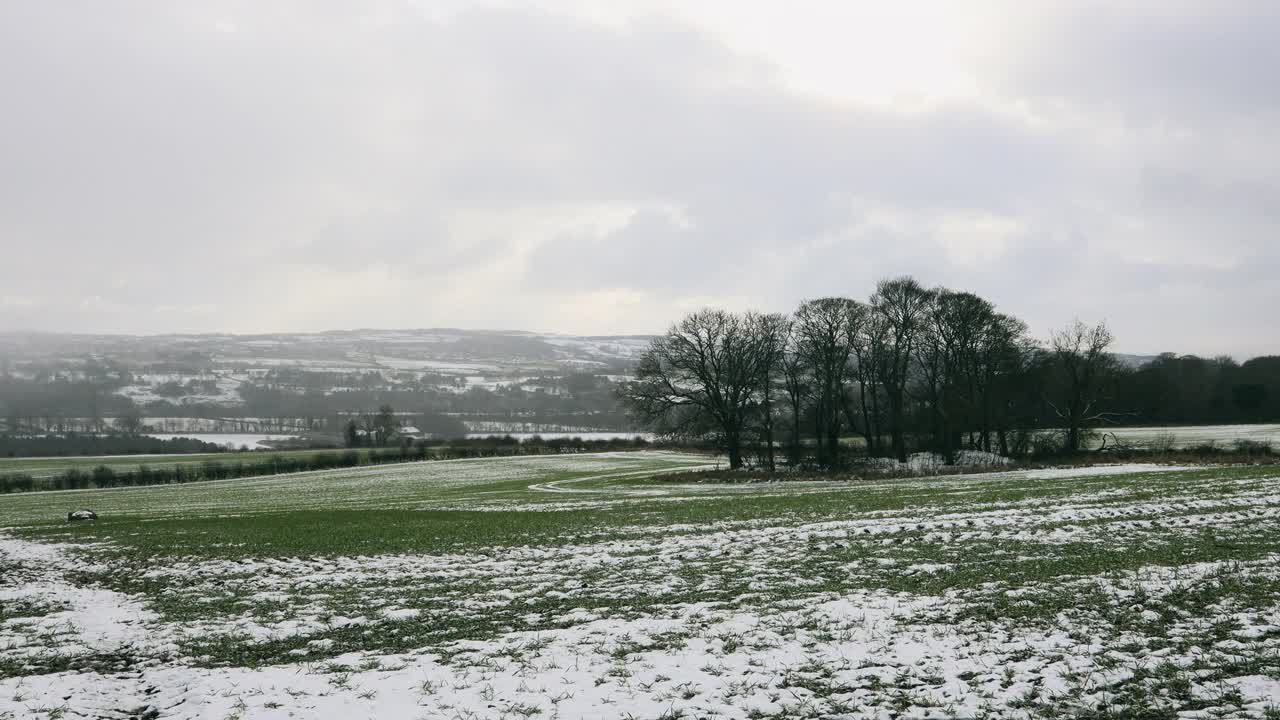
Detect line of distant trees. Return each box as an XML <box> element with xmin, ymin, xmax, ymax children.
<box><xmin>0</xmin><ymin>435</ymin><xmax>656</xmax><ymax>494</ymax></box>
<box><xmin>0</xmin><ymin>434</ymin><xmax>227</xmax><ymax>458</ymax></box>
<box><xmin>1114</xmin><ymin>354</ymin><xmax>1280</xmax><ymax>426</ymax></box>
<box><xmin>619</xmin><ymin>275</ymin><xmax>1279</xmax><ymax>470</ymax></box>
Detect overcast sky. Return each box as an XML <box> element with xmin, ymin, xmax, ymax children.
<box><xmin>1</xmin><ymin>1</ymin><xmax>1277</xmax><ymax>358</ymax></box>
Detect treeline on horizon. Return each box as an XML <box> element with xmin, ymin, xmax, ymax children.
<box><xmin>0</xmin><ymin>435</ymin><xmax>655</xmax><ymax>494</ymax></box>
<box><xmin>1115</xmin><ymin>354</ymin><xmax>1280</xmax><ymax>426</ymax></box>
<box><xmin>620</xmin><ymin>275</ymin><xmax>1280</xmax><ymax>470</ymax></box>
<box><xmin>0</xmin><ymin>434</ymin><xmax>229</xmax><ymax>458</ymax></box>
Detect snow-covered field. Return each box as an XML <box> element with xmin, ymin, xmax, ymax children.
<box><xmin>142</xmin><ymin>433</ymin><xmax>299</xmax><ymax>450</ymax></box>
<box><xmin>3</xmin><ymin>454</ymin><xmax>1280</xmax><ymax>718</ymax></box>
<box><xmin>1095</xmin><ymin>423</ymin><xmax>1280</xmax><ymax>449</ymax></box>
<box><xmin>465</xmin><ymin>431</ymin><xmax>654</xmax><ymax>441</ymax></box>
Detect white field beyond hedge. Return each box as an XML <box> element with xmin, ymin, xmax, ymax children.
<box><xmin>1091</xmin><ymin>423</ymin><xmax>1280</xmax><ymax>449</ymax></box>
<box><xmin>2</xmin><ymin>452</ymin><xmax>1280</xmax><ymax>719</ymax></box>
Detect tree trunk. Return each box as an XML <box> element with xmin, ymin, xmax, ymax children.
<box><xmin>981</xmin><ymin>391</ymin><xmax>993</xmax><ymax>453</ymax></box>
<box><xmin>727</xmin><ymin>440</ymin><xmax>743</xmax><ymax>469</ymax></box>
<box><xmin>934</xmin><ymin>387</ymin><xmax>953</xmax><ymax>465</ymax></box>
<box><xmin>763</xmin><ymin>385</ymin><xmax>776</xmax><ymax>473</ymax></box>
<box><xmin>827</xmin><ymin>413</ymin><xmax>841</xmax><ymax>470</ymax></box>
<box><xmin>814</xmin><ymin>409</ymin><xmax>826</xmax><ymax>468</ymax></box>
<box><xmin>843</xmin><ymin>395</ymin><xmax>867</xmax><ymax>460</ymax></box>
<box><xmin>890</xmin><ymin>390</ymin><xmax>907</xmax><ymax>462</ymax></box>
<box><xmin>869</xmin><ymin>386</ymin><xmax>882</xmax><ymax>455</ymax></box>
<box><xmin>789</xmin><ymin>398</ymin><xmax>801</xmax><ymax>466</ymax></box>
<box><xmin>857</xmin><ymin>381</ymin><xmax>874</xmax><ymax>455</ymax></box>
<box><xmin>727</xmin><ymin>445</ymin><xmax>747</xmax><ymax>468</ymax></box>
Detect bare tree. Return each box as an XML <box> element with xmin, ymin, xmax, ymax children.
<box><xmin>872</xmin><ymin>277</ymin><xmax>934</xmax><ymax>462</ymax></box>
<box><xmin>849</xmin><ymin>311</ymin><xmax>887</xmax><ymax>455</ymax></box>
<box><xmin>780</xmin><ymin>321</ymin><xmax>809</xmax><ymax>467</ymax></box>
<box><xmin>115</xmin><ymin>405</ymin><xmax>145</xmax><ymax>436</ymax></box>
<box><xmin>619</xmin><ymin>309</ymin><xmax>772</xmax><ymax>469</ymax></box>
<box><xmin>1048</xmin><ymin>320</ymin><xmax>1123</xmax><ymax>452</ymax></box>
<box><xmin>749</xmin><ymin>312</ymin><xmax>789</xmax><ymax>472</ymax></box>
<box><xmin>374</xmin><ymin>404</ymin><xmax>398</xmax><ymax>447</ymax></box>
<box><xmin>913</xmin><ymin>291</ymin><xmax>953</xmax><ymax>461</ymax></box>
<box><xmin>929</xmin><ymin>290</ymin><xmax>1002</xmax><ymax>455</ymax></box>
<box><xmin>979</xmin><ymin>313</ymin><xmax>1031</xmax><ymax>454</ymax></box>
<box><xmin>794</xmin><ymin>298</ymin><xmax>864</xmax><ymax>469</ymax></box>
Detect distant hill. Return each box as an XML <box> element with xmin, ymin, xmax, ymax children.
<box><xmin>1114</xmin><ymin>353</ymin><xmax>1159</xmax><ymax>369</ymax></box>
<box><xmin>0</xmin><ymin>330</ymin><xmax>656</xmax><ymax>433</ymax></box>
<box><xmin>0</xmin><ymin>328</ymin><xmax>657</xmax><ymax>374</ymax></box>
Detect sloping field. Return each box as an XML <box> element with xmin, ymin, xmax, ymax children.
<box><xmin>3</xmin><ymin>452</ymin><xmax>1280</xmax><ymax>718</ymax></box>
<box><xmin>0</xmin><ymin>448</ymin><xmax>338</xmax><ymax>480</ymax></box>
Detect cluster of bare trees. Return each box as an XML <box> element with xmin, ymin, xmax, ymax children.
<box><xmin>343</xmin><ymin>404</ymin><xmax>401</xmax><ymax>448</ymax></box>
<box><xmin>620</xmin><ymin>276</ymin><xmax>1119</xmax><ymax>470</ymax></box>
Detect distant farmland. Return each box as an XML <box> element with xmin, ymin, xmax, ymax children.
<box><xmin>0</xmin><ymin>447</ymin><xmax>369</xmax><ymax>480</ymax></box>
<box><xmin>1091</xmin><ymin>423</ymin><xmax>1280</xmax><ymax>449</ymax></box>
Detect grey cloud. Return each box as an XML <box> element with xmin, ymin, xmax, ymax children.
<box><xmin>995</xmin><ymin>2</ymin><xmax>1280</xmax><ymax>120</ymax></box>
<box><xmin>524</xmin><ymin>209</ymin><xmax>704</xmax><ymax>292</ymax></box>
<box><xmin>0</xmin><ymin>2</ymin><xmax>1277</xmax><ymax>356</ymax></box>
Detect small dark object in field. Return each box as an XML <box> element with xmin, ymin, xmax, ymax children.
<box><xmin>67</xmin><ymin>509</ymin><xmax>98</xmax><ymax>522</ymax></box>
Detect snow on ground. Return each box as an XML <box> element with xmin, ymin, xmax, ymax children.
<box><xmin>465</xmin><ymin>431</ymin><xmax>655</xmax><ymax>441</ymax></box>
<box><xmin>111</xmin><ymin>372</ymin><xmax>245</xmax><ymax>408</ymax></box>
<box><xmin>861</xmin><ymin>451</ymin><xmax>1013</xmax><ymax>473</ymax></box>
<box><xmin>142</xmin><ymin>433</ymin><xmax>300</xmax><ymax>449</ymax></box>
<box><xmin>1015</xmin><ymin>462</ymin><xmax>1199</xmax><ymax>480</ymax></box>
<box><xmin>1092</xmin><ymin>424</ymin><xmax>1280</xmax><ymax>449</ymax></box>
<box><xmin>543</xmin><ymin>336</ymin><xmax>651</xmax><ymax>360</ymax></box>
<box><xmin>0</xmin><ymin>535</ymin><xmax>166</xmax><ymax>657</ymax></box>
<box><xmin>3</xmin><ymin>456</ymin><xmax>1280</xmax><ymax>718</ymax></box>
<box><xmin>0</xmin><ymin>575</ymin><xmax>958</xmax><ymax>719</ymax></box>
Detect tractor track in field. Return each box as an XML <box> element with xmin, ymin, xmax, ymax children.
<box><xmin>526</xmin><ymin>463</ymin><xmax>718</xmax><ymax>495</ymax></box>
